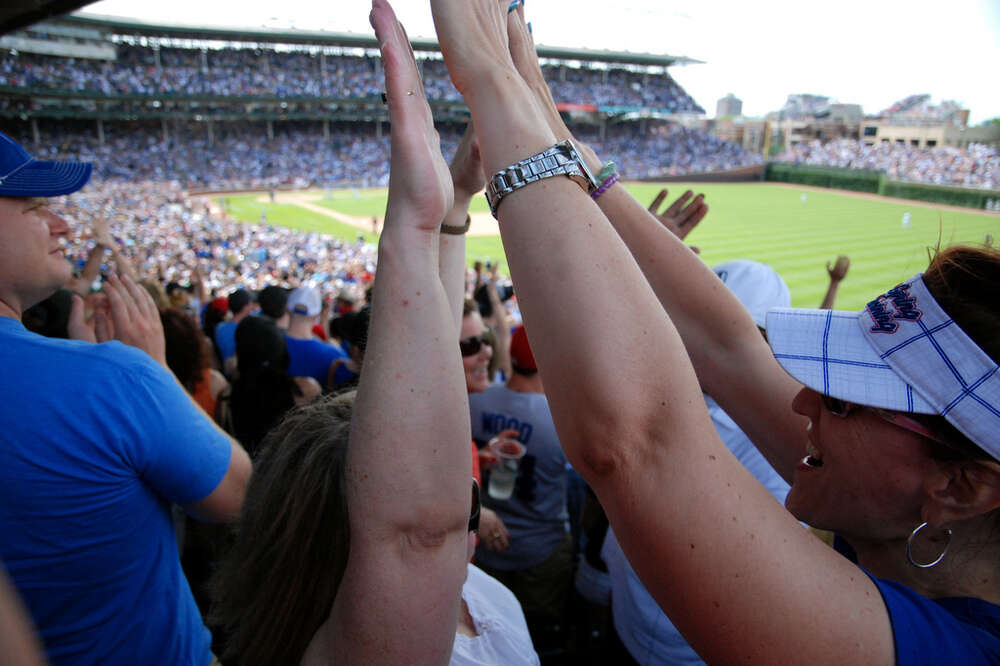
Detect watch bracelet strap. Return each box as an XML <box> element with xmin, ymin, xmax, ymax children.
<box><xmin>485</xmin><ymin>141</ymin><xmax>588</xmax><ymax>218</ymax></box>
<box><xmin>440</xmin><ymin>214</ymin><xmax>471</xmax><ymax>235</ymax></box>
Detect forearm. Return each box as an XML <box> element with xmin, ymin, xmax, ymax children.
<box><xmin>439</xmin><ymin>193</ymin><xmax>472</xmax><ymax>334</ymax></box>
<box><xmin>819</xmin><ymin>279</ymin><xmax>841</xmax><ymax>310</ymax></box>
<box><xmin>486</xmin><ymin>282</ymin><xmax>511</xmax><ymax>378</ymax></box>
<box><xmin>74</xmin><ymin>243</ymin><xmax>106</xmax><ymax>294</ymax></box>
<box><xmin>593</xmin><ymin>183</ymin><xmax>806</xmax><ymax>480</ymax></box>
<box><xmin>350</xmin><ymin>226</ymin><xmax>470</xmax><ymax>534</ymax></box>
<box><xmin>467</xmin><ymin>75</ymin><xmax>705</xmax><ymax>474</ymax></box>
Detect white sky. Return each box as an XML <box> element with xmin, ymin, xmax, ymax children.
<box><xmin>81</xmin><ymin>0</ymin><xmax>1000</xmax><ymax>124</ymax></box>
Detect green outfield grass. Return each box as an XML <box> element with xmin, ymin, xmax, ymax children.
<box><xmin>223</xmin><ymin>183</ymin><xmax>997</xmax><ymax>310</ymax></box>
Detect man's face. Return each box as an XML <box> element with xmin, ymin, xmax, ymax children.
<box><xmin>0</xmin><ymin>196</ymin><xmax>72</xmax><ymax>316</ymax></box>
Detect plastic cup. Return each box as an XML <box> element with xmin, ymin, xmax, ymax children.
<box><xmin>486</xmin><ymin>437</ymin><xmax>526</xmax><ymax>500</ymax></box>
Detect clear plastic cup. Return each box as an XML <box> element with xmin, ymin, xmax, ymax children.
<box><xmin>486</xmin><ymin>437</ymin><xmax>526</xmax><ymax>500</ymax></box>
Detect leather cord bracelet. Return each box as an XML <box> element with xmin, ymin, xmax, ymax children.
<box><xmin>440</xmin><ymin>214</ymin><xmax>471</xmax><ymax>235</ymax></box>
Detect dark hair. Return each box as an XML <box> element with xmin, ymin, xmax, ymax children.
<box><xmin>160</xmin><ymin>308</ymin><xmax>209</xmax><ymax>394</ymax></box>
<box><xmin>22</xmin><ymin>289</ymin><xmax>73</xmax><ymax>339</ymax></box>
<box><xmin>344</xmin><ymin>305</ymin><xmax>371</xmax><ymax>357</ymax></box>
<box><xmin>211</xmin><ymin>392</ymin><xmax>354</xmax><ymax>666</ymax></box>
<box><xmin>231</xmin><ymin>317</ymin><xmax>299</xmax><ymax>454</ymax></box>
<box><xmin>918</xmin><ymin>245</ymin><xmax>1000</xmax><ymax>463</ymax></box>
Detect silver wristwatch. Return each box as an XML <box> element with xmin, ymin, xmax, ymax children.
<box><xmin>484</xmin><ymin>140</ymin><xmax>599</xmax><ymax>219</ymax></box>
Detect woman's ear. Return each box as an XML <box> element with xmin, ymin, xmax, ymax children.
<box><xmin>922</xmin><ymin>460</ymin><xmax>1000</xmax><ymax>527</ymax></box>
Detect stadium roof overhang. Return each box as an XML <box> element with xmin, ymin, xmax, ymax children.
<box><xmin>63</xmin><ymin>13</ymin><xmax>702</xmax><ymax>68</ymax></box>
<box><xmin>0</xmin><ymin>0</ymin><xmax>96</xmax><ymax>35</ymax></box>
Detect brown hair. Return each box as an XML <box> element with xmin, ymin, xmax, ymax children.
<box><xmin>210</xmin><ymin>391</ymin><xmax>355</xmax><ymax>666</ymax></box>
<box><xmin>160</xmin><ymin>308</ymin><xmax>209</xmax><ymax>394</ymax></box>
<box><xmin>917</xmin><ymin>244</ymin><xmax>1000</xmax><ymax>462</ymax></box>
<box><xmin>462</xmin><ymin>297</ymin><xmax>478</xmax><ymax>318</ymax></box>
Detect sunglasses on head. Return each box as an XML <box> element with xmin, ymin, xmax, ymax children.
<box><xmin>459</xmin><ymin>334</ymin><xmax>492</xmax><ymax>357</ymax></box>
<box><xmin>820</xmin><ymin>394</ymin><xmax>945</xmax><ymax>445</ymax></box>
<box><xmin>469</xmin><ymin>478</ymin><xmax>481</xmax><ymax>533</ymax></box>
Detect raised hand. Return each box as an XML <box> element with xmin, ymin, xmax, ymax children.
<box><xmin>449</xmin><ymin>122</ymin><xmax>485</xmax><ymax>200</ymax></box>
<box><xmin>648</xmin><ymin>188</ymin><xmax>708</xmax><ymax>241</ymax></box>
<box><xmin>92</xmin><ymin>216</ymin><xmax>113</xmax><ymax>247</ymax></box>
<box><xmin>371</xmin><ymin>0</ymin><xmax>452</xmax><ymax>232</ymax></box>
<box><xmin>430</xmin><ymin>0</ymin><xmax>516</xmax><ymax>97</ymax></box>
<box><xmin>826</xmin><ymin>255</ymin><xmax>850</xmax><ymax>282</ymax></box>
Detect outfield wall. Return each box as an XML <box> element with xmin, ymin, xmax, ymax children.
<box><xmin>765</xmin><ymin>163</ymin><xmax>998</xmax><ymax>210</ymax></box>
<box><xmin>637</xmin><ymin>165</ymin><xmax>765</xmax><ymax>183</ymax></box>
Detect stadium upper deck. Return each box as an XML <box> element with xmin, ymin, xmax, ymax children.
<box><xmin>1</xmin><ymin>13</ymin><xmax>705</xmax><ymax>124</ymax></box>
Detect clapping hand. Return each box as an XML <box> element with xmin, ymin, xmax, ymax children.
<box><xmin>104</xmin><ymin>273</ymin><xmax>167</xmax><ymax>367</ymax></box>
<box><xmin>372</xmin><ymin>0</ymin><xmax>453</xmax><ymax>233</ymax></box>
<box><xmin>449</xmin><ymin>122</ymin><xmax>485</xmax><ymax>201</ymax></box>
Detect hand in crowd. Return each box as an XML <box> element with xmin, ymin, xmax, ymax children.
<box><xmin>104</xmin><ymin>273</ymin><xmax>167</xmax><ymax>366</ymax></box>
<box><xmin>648</xmin><ymin>188</ymin><xmax>709</xmax><ymax>245</ymax></box>
<box><xmin>448</xmin><ymin>122</ymin><xmax>485</xmax><ymax>201</ymax></box>
<box><xmin>92</xmin><ymin>216</ymin><xmax>113</xmax><ymax>247</ymax></box>
<box><xmin>826</xmin><ymin>255</ymin><xmax>850</xmax><ymax>282</ymax></box>
<box><xmin>478</xmin><ymin>507</ymin><xmax>510</xmax><ymax>552</ymax></box>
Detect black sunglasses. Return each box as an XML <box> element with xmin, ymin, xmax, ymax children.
<box><xmin>469</xmin><ymin>478</ymin><xmax>481</xmax><ymax>533</ymax></box>
<box><xmin>459</xmin><ymin>334</ymin><xmax>492</xmax><ymax>357</ymax></box>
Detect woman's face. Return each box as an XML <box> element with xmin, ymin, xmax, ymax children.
<box><xmin>461</xmin><ymin>312</ymin><xmax>493</xmax><ymax>394</ymax></box>
<box><xmin>784</xmin><ymin>387</ymin><xmax>938</xmax><ymax>542</ymax></box>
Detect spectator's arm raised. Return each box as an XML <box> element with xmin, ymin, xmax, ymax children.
<box><xmin>432</xmin><ymin>2</ymin><xmax>894</xmax><ymax>664</ymax></box>
<box><xmin>317</xmin><ymin>1</ymin><xmax>470</xmax><ymax>663</ymax></box>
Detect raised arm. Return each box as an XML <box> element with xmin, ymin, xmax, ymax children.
<box><xmin>326</xmin><ymin>2</ymin><xmax>470</xmax><ymax>663</ymax></box>
<box><xmin>499</xmin><ymin>6</ymin><xmax>806</xmax><ymax>481</ymax></box>
<box><xmin>431</xmin><ymin>2</ymin><xmax>894</xmax><ymax>664</ymax></box>
<box><xmin>819</xmin><ymin>255</ymin><xmax>850</xmax><ymax>309</ymax></box>
<box><xmin>439</xmin><ymin>122</ymin><xmax>484</xmax><ymax>333</ymax></box>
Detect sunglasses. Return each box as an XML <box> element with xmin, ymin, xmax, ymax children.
<box><xmin>820</xmin><ymin>394</ymin><xmax>945</xmax><ymax>445</ymax></box>
<box><xmin>469</xmin><ymin>478</ymin><xmax>481</xmax><ymax>533</ymax></box>
<box><xmin>459</xmin><ymin>333</ymin><xmax>492</xmax><ymax>357</ymax></box>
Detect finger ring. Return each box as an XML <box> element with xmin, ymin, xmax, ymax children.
<box><xmin>492</xmin><ymin>532</ymin><xmax>501</xmax><ymax>539</ymax></box>
<box><xmin>406</xmin><ymin>90</ymin><xmax>415</xmax><ymax>96</ymax></box>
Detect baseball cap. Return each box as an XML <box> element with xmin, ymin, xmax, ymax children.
<box><xmin>766</xmin><ymin>274</ymin><xmax>1000</xmax><ymax>459</ymax></box>
<box><xmin>510</xmin><ymin>325</ymin><xmax>537</xmax><ymax>373</ymax></box>
<box><xmin>713</xmin><ymin>260</ymin><xmax>790</xmax><ymax>329</ymax></box>
<box><xmin>0</xmin><ymin>131</ymin><xmax>92</xmax><ymax>198</ymax></box>
<box><xmin>288</xmin><ymin>286</ymin><xmax>321</xmax><ymax>317</ymax></box>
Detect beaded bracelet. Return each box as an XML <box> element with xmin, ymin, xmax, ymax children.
<box><xmin>596</xmin><ymin>161</ymin><xmax>617</xmax><ymax>183</ymax></box>
<box><xmin>591</xmin><ymin>172</ymin><xmax>620</xmax><ymax>201</ymax></box>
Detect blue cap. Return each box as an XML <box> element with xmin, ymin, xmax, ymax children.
<box><xmin>0</xmin><ymin>131</ymin><xmax>92</xmax><ymax>198</ymax></box>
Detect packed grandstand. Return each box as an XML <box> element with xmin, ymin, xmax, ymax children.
<box><xmin>3</xmin><ymin>14</ymin><xmax>998</xmax><ymax>192</ymax></box>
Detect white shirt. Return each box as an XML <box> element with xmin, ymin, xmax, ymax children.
<box><xmin>450</xmin><ymin>564</ymin><xmax>540</xmax><ymax>666</ymax></box>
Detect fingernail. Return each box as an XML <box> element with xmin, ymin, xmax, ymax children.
<box><xmin>528</xmin><ymin>21</ymin><xmax>532</xmax><ymax>34</ymax></box>
<box><xmin>508</xmin><ymin>0</ymin><xmax>519</xmax><ymax>13</ymax></box>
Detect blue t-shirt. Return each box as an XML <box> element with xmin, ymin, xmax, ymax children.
<box><xmin>0</xmin><ymin>317</ymin><xmax>232</xmax><ymax>666</ymax></box>
<box><xmin>214</xmin><ymin>320</ymin><xmax>237</xmax><ymax>362</ymax></box>
<box><xmin>284</xmin><ymin>334</ymin><xmax>349</xmax><ymax>388</ymax></box>
<box><xmin>869</xmin><ymin>572</ymin><xmax>1000</xmax><ymax>664</ymax></box>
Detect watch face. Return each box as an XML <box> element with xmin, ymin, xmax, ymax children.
<box><xmin>567</xmin><ymin>141</ymin><xmax>599</xmax><ymax>190</ymax></box>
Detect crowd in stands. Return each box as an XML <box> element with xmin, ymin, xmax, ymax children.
<box><xmin>2</xmin><ymin>44</ymin><xmax>702</xmax><ymax>112</ymax></box>
<box><xmin>777</xmin><ymin>138</ymin><xmax>1000</xmax><ymax>190</ymax></box>
<box><xmin>12</xmin><ymin>118</ymin><xmax>760</xmax><ymax>188</ymax></box>
<box><xmin>51</xmin><ymin>179</ymin><xmax>376</xmax><ymax>299</ymax></box>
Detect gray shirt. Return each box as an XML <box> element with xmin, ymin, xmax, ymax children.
<box><xmin>470</xmin><ymin>384</ymin><xmax>569</xmax><ymax>571</ymax></box>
